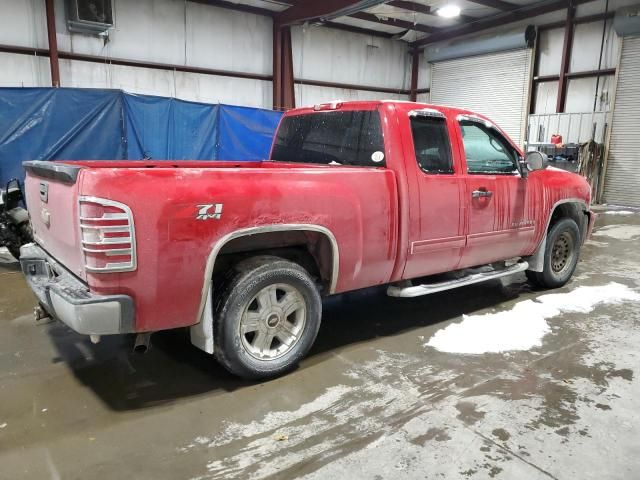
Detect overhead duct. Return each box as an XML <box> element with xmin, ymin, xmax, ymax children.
<box><xmin>613</xmin><ymin>4</ymin><xmax>640</xmax><ymax>36</ymax></box>
<box><xmin>424</xmin><ymin>25</ymin><xmax>536</xmax><ymax>63</ymax></box>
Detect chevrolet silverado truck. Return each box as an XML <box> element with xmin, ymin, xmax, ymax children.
<box><xmin>20</xmin><ymin>100</ymin><xmax>596</xmax><ymax>379</ymax></box>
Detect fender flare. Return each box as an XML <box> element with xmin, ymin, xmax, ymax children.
<box><xmin>525</xmin><ymin>198</ymin><xmax>589</xmax><ymax>272</ymax></box>
<box><xmin>190</xmin><ymin>224</ymin><xmax>340</xmax><ymax>354</ymax></box>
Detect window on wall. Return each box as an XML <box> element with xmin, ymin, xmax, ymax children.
<box><xmin>410</xmin><ymin>116</ymin><xmax>453</xmax><ymax>174</ymax></box>
<box><xmin>459</xmin><ymin>121</ymin><xmax>519</xmax><ymax>174</ymax></box>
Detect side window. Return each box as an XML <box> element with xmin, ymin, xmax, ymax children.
<box><xmin>459</xmin><ymin>121</ymin><xmax>518</xmax><ymax>174</ymax></box>
<box><xmin>410</xmin><ymin>116</ymin><xmax>454</xmax><ymax>174</ymax></box>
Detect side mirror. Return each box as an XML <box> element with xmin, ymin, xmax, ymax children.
<box><xmin>522</xmin><ymin>151</ymin><xmax>545</xmax><ymax>175</ymax></box>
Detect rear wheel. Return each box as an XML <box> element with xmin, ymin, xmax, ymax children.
<box><xmin>526</xmin><ymin>218</ymin><xmax>580</xmax><ymax>288</ymax></box>
<box><xmin>213</xmin><ymin>256</ymin><xmax>322</xmax><ymax>380</ymax></box>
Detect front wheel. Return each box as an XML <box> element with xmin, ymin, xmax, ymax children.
<box><xmin>526</xmin><ymin>218</ymin><xmax>581</xmax><ymax>288</ymax></box>
<box><xmin>213</xmin><ymin>256</ymin><xmax>322</xmax><ymax>380</ymax></box>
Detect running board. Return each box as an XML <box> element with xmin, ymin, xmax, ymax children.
<box><xmin>387</xmin><ymin>261</ymin><xmax>529</xmax><ymax>298</ymax></box>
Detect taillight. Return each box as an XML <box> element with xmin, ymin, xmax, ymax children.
<box><xmin>79</xmin><ymin>196</ymin><xmax>136</xmax><ymax>273</ymax></box>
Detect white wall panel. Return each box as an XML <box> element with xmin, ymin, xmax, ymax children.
<box><xmin>173</xmin><ymin>71</ymin><xmax>271</xmax><ymax>107</ymax></box>
<box><xmin>0</xmin><ymin>52</ymin><xmax>51</xmax><ymax>87</ymax></box>
<box><xmin>570</xmin><ymin>21</ymin><xmax>620</xmax><ymax>72</ymax></box>
<box><xmin>49</xmin><ymin>0</ymin><xmax>273</xmax><ymax>107</ymax></box>
<box><xmin>55</xmin><ymin>0</ymin><xmax>186</xmax><ymax>64</ymax></box>
<box><xmin>565</xmin><ymin>75</ymin><xmax>614</xmax><ymax>113</ymax></box>
<box><xmin>59</xmin><ymin>59</ymin><xmax>271</xmax><ymax>107</ymax></box>
<box><xmin>533</xmin><ymin>81</ymin><xmax>559</xmax><ymax>114</ymax></box>
<box><xmin>537</xmin><ymin>28</ymin><xmax>564</xmax><ymax>76</ymax></box>
<box><xmin>291</xmin><ymin>25</ymin><xmax>409</xmax><ymax>90</ymax></box>
<box><xmin>528</xmin><ymin>112</ymin><xmax>610</xmax><ymax>144</ymax></box>
<box><xmin>295</xmin><ymin>85</ymin><xmax>406</xmax><ymax>108</ymax></box>
<box><xmin>185</xmin><ymin>2</ymin><xmax>272</xmax><ymax>75</ymax></box>
<box><xmin>0</xmin><ymin>0</ymin><xmax>47</xmax><ymax>48</ymax></box>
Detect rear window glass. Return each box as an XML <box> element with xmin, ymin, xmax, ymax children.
<box><xmin>270</xmin><ymin>110</ymin><xmax>385</xmax><ymax>167</ymax></box>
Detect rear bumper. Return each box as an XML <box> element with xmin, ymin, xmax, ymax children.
<box><xmin>19</xmin><ymin>243</ymin><xmax>135</xmax><ymax>335</ymax></box>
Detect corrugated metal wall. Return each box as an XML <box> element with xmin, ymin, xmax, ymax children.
<box><xmin>603</xmin><ymin>34</ymin><xmax>640</xmax><ymax>207</ymax></box>
<box><xmin>429</xmin><ymin>49</ymin><xmax>533</xmax><ymax>146</ymax></box>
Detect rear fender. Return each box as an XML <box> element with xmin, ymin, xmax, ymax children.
<box><xmin>189</xmin><ymin>224</ymin><xmax>339</xmax><ymax>354</ymax></box>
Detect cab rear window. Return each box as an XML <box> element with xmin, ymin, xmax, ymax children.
<box><xmin>270</xmin><ymin>110</ymin><xmax>385</xmax><ymax>167</ymax></box>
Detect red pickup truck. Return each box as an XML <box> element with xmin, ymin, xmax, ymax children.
<box><xmin>20</xmin><ymin>100</ymin><xmax>595</xmax><ymax>379</ymax></box>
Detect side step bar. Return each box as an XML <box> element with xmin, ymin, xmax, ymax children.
<box><xmin>387</xmin><ymin>261</ymin><xmax>529</xmax><ymax>298</ymax></box>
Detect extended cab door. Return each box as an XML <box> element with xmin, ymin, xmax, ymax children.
<box><xmin>400</xmin><ymin>109</ymin><xmax>466</xmax><ymax>279</ymax></box>
<box><xmin>455</xmin><ymin>116</ymin><xmax>537</xmax><ymax>268</ymax></box>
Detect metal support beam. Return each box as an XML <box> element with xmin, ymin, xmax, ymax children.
<box><xmin>530</xmin><ymin>33</ymin><xmax>542</xmax><ymax>114</ymax></box>
<box><xmin>272</xmin><ymin>25</ymin><xmax>295</xmax><ymax>111</ymax></box>
<box><xmin>276</xmin><ymin>0</ymin><xmax>386</xmax><ymax>26</ymax></box>
<box><xmin>538</xmin><ymin>10</ymin><xmax>614</xmax><ymax>31</ymax></box>
<box><xmin>465</xmin><ymin>0</ymin><xmax>517</xmax><ymax>11</ymax></box>
<box><xmin>409</xmin><ymin>50</ymin><xmax>420</xmax><ymax>101</ymax></box>
<box><xmin>282</xmin><ymin>0</ymin><xmax>437</xmax><ymax>34</ymax></box>
<box><xmin>350</xmin><ymin>11</ymin><xmax>435</xmax><ymax>33</ymax></box>
<box><xmin>388</xmin><ymin>1</ymin><xmax>432</xmax><ymax>15</ymax></box>
<box><xmin>556</xmin><ymin>4</ymin><xmax>575</xmax><ymax>113</ymax></box>
<box><xmin>295</xmin><ymin>78</ymin><xmax>413</xmax><ymax>95</ymax></box>
<box><xmin>412</xmin><ymin>0</ymin><xmax>598</xmax><ymax>49</ymax></box>
<box><xmin>188</xmin><ymin>1</ymin><xmax>389</xmax><ymax>38</ymax></box>
<box><xmin>387</xmin><ymin>1</ymin><xmax>475</xmax><ymax>23</ymax></box>
<box><xmin>0</xmin><ymin>42</ymin><xmax>425</xmax><ymax>98</ymax></box>
<box><xmin>44</xmin><ymin>0</ymin><xmax>60</xmax><ymax>87</ymax></box>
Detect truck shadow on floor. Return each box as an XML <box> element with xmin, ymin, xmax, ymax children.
<box><xmin>47</xmin><ymin>277</ymin><xmax>533</xmax><ymax>412</ymax></box>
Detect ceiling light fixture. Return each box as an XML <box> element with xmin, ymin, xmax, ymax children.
<box><xmin>436</xmin><ymin>4</ymin><xmax>461</xmax><ymax>18</ymax></box>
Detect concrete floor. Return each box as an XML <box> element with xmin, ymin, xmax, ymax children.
<box><xmin>1</xmin><ymin>208</ymin><xmax>639</xmax><ymax>480</ymax></box>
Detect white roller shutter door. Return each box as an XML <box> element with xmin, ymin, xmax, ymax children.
<box><xmin>430</xmin><ymin>49</ymin><xmax>533</xmax><ymax>147</ymax></box>
<box><xmin>603</xmin><ymin>35</ymin><xmax>640</xmax><ymax>207</ymax></box>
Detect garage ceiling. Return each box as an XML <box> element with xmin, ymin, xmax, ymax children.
<box><xmin>192</xmin><ymin>0</ymin><xmax>583</xmax><ymax>47</ymax></box>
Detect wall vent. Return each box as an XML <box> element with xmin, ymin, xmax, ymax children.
<box><xmin>66</xmin><ymin>0</ymin><xmax>113</xmax><ymax>34</ymax></box>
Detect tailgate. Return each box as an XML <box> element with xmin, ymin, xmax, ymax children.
<box><xmin>23</xmin><ymin>161</ymin><xmax>86</xmax><ymax>279</ymax></box>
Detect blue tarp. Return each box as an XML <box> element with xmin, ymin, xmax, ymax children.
<box><xmin>0</xmin><ymin>88</ymin><xmax>283</xmax><ymax>185</ymax></box>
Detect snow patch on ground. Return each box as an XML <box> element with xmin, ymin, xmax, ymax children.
<box><xmin>593</xmin><ymin>225</ymin><xmax>640</xmax><ymax>240</ymax></box>
<box><xmin>603</xmin><ymin>210</ymin><xmax>635</xmax><ymax>215</ymax></box>
<box><xmin>584</xmin><ymin>239</ymin><xmax>609</xmax><ymax>247</ymax></box>
<box><xmin>425</xmin><ymin>283</ymin><xmax>640</xmax><ymax>354</ymax></box>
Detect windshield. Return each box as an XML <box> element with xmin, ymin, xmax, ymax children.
<box><xmin>270</xmin><ymin>110</ymin><xmax>385</xmax><ymax>167</ymax></box>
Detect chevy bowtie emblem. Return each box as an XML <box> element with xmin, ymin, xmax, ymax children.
<box><xmin>196</xmin><ymin>204</ymin><xmax>223</xmax><ymax>220</ymax></box>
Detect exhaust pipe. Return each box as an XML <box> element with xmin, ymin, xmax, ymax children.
<box><xmin>133</xmin><ymin>333</ymin><xmax>152</xmax><ymax>354</ymax></box>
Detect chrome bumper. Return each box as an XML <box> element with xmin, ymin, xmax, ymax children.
<box><xmin>19</xmin><ymin>243</ymin><xmax>135</xmax><ymax>335</ymax></box>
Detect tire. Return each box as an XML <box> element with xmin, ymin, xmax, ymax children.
<box><xmin>212</xmin><ymin>255</ymin><xmax>322</xmax><ymax>380</ymax></box>
<box><xmin>7</xmin><ymin>243</ymin><xmax>21</xmax><ymax>261</ymax></box>
<box><xmin>526</xmin><ymin>218</ymin><xmax>581</xmax><ymax>289</ymax></box>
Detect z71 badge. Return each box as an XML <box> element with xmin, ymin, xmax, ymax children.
<box><xmin>196</xmin><ymin>203</ymin><xmax>223</xmax><ymax>220</ymax></box>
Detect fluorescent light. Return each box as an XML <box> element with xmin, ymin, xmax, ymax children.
<box><xmin>437</xmin><ymin>5</ymin><xmax>461</xmax><ymax>18</ymax></box>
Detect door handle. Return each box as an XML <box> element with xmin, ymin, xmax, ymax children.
<box><xmin>471</xmin><ymin>189</ymin><xmax>493</xmax><ymax>198</ymax></box>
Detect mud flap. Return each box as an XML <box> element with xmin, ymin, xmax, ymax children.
<box><xmin>524</xmin><ymin>236</ymin><xmax>546</xmax><ymax>272</ymax></box>
<box><xmin>189</xmin><ymin>285</ymin><xmax>215</xmax><ymax>354</ymax></box>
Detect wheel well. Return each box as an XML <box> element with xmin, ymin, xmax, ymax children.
<box><xmin>548</xmin><ymin>202</ymin><xmax>589</xmax><ymax>242</ymax></box>
<box><xmin>212</xmin><ymin>230</ymin><xmax>336</xmax><ymax>295</ymax></box>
